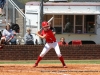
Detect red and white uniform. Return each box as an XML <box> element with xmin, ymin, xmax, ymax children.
<box><xmin>40</xmin><ymin>29</ymin><xmax>61</xmax><ymax>57</ymax></box>
<box><xmin>33</xmin><ymin>21</ymin><xmax>67</xmax><ymax>68</ymax></box>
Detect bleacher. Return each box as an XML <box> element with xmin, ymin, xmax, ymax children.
<box><xmin>0</xmin><ymin>0</ymin><xmax>27</xmax><ymax>44</ymax></box>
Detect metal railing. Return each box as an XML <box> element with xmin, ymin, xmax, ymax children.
<box><xmin>5</xmin><ymin>0</ymin><xmax>30</xmax><ymax>36</ymax></box>
<box><xmin>8</xmin><ymin>0</ymin><xmax>25</xmax><ymax>18</ymax></box>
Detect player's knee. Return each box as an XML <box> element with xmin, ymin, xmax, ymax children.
<box><xmin>40</xmin><ymin>53</ymin><xmax>45</xmax><ymax>57</ymax></box>
<box><xmin>57</xmin><ymin>54</ymin><xmax>62</xmax><ymax>57</ymax></box>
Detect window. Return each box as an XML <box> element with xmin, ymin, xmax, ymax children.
<box><xmin>75</xmin><ymin>15</ymin><xmax>83</xmax><ymax>33</ymax></box>
<box><xmin>54</xmin><ymin>15</ymin><xmax>62</xmax><ymax>27</ymax></box>
<box><xmin>63</xmin><ymin>15</ymin><xmax>74</xmax><ymax>33</ymax></box>
<box><xmin>44</xmin><ymin>15</ymin><xmax>95</xmax><ymax>34</ymax></box>
<box><xmin>85</xmin><ymin>15</ymin><xmax>95</xmax><ymax>33</ymax></box>
<box><xmin>54</xmin><ymin>15</ymin><xmax>62</xmax><ymax>34</ymax></box>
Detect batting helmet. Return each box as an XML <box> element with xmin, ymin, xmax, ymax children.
<box><xmin>42</xmin><ymin>21</ymin><xmax>49</xmax><ymax>27</ymax></box>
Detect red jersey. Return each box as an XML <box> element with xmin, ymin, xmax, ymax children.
<box><xmin>58</xmin><ymin>41</ymin><xmax>68</xmax><ymax>46</ymax></box>
<box><xmin>41</xmin><ymin>29</ymin><xmax>56</xmax><ymax>43</ymax></box>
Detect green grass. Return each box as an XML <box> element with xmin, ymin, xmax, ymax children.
<box><xmin>0</xmin><ymin>60</ymin><xmax>100</xmax><ymax>64</ymax></box>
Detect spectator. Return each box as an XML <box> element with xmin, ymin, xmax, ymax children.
<box><xmin>58</xmin><ymin>37</ymin><xmax>68</xmax><ymax>46</ymax></box>
<box><xmin>1</xmin><ymin>23</ymin><xmax>17</xmax><ymax>45</ymax></box>
<box><xmin>11</xmin><ymin>23</ymin><xmax>20</xmax><ymax>33</ymax></box>
<box><xmin>24</xmin><ymin>28</ymin><xmax>34</xmax><ymax>45</ymax></box>
<box><xmin>63</xmin><ymin>18</ymin><xmax>71</xmax><ymax>32</ymax></box>
<box><xmin>0</xmin><ymin>0</ymin><xmax>6</xmax><ymax>16</ymax></box>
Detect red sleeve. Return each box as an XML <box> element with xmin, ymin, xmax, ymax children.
<box><xmin>58</xmin><ymin>42</ymin><xmax>62</xmax><ymax>46</ymax></box>
<box><xmin>66</xmin><ymin>42</ymin><xmax>68</xmax><ymax>46</ymax></box>
<box><xmin>58</xmin><ymin>42</ymin><xmax>68</xmax><ymax>46</ymax></box>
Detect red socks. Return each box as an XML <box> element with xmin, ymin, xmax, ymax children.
<box><xmin>34</xmin><ymin>56</ymin><xmax>66</xmax><ymax>68</ymax></box>
<box><xmin>35</xmin><ymin>56</ymin><xmax>42</xmax><ymax>64</ymax></box>
<box><xmin>59</xmin><ymin>56</ymin><xmax>66</xmax><ymax>66</ymax></box>
<box><xmin>33</xmin><ymin>56</ymin><xmax>42</xmax><ymax>67</ymax></box>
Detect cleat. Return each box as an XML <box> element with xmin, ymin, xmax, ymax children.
<box><xmin>63</xmin><ymin>65</ymin><xmax>67</xmax><ymax>68</ymax></box>
<box><xmin>33</xmin><ymin>63</ymin><xmax>38</xmax><ymax>67</ymax></box>
<box><xmin>63</xmin><ymin>64</ymin><xmax>67</xmax><ymax>68</ymax></box>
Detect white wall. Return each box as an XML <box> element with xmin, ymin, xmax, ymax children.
<box><xmin>25</xmin><ymin>5</ymin><xmax>42</xmax><ymax>44</ymax></box>
<box><xmin>25</xmin><ymin>3</ymin><xmax>100</xmax><ymax>44</ymax></box>
<box><xmin>44</xmin><ymin>6</ymin><xmax>100</xmax><ymax>14</ymax></box>
<box><xmin>55</xmin><ymin>34</ymin><xmax>100</xmax><ymax>44</ymax></box>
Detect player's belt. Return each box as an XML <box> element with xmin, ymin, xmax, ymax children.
<box><xmin>47</xmin><ymin>41</ymin><xmax>56</xmax><ymax>43</ymax></box>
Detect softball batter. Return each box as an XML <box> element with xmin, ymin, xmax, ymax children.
<box><xmin>33</xmin><ymin>21</ymin><xmax>67</xmax><ymax>68</ymax></box>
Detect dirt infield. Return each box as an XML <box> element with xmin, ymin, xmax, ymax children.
<box><xmin>0</xmin><ymin>64</ymin><xmax>100</xmax><ymax>75</ymax></box>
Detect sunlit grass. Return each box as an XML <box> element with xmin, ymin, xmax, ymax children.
<box><xmin>0</xmin><ymin>60</ymin><xmax>100</xmax><ymax>64</ymax></box>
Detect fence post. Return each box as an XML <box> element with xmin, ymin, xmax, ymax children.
<box><xmin>6</xmin><ymin>0</ymin><xmax>9</xmax><ymax>24</ymax></box>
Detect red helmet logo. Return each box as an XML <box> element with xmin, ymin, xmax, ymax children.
<box><xmin>42</xmin><ymin>21</ymin><xmax>48</xmax><ymax>27</ymax></box>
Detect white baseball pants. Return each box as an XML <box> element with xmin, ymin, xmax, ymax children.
<box><xmin>40</xmin><ymin>42</ymin><xmax>62</xmax><ymax>57</ymax></box>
